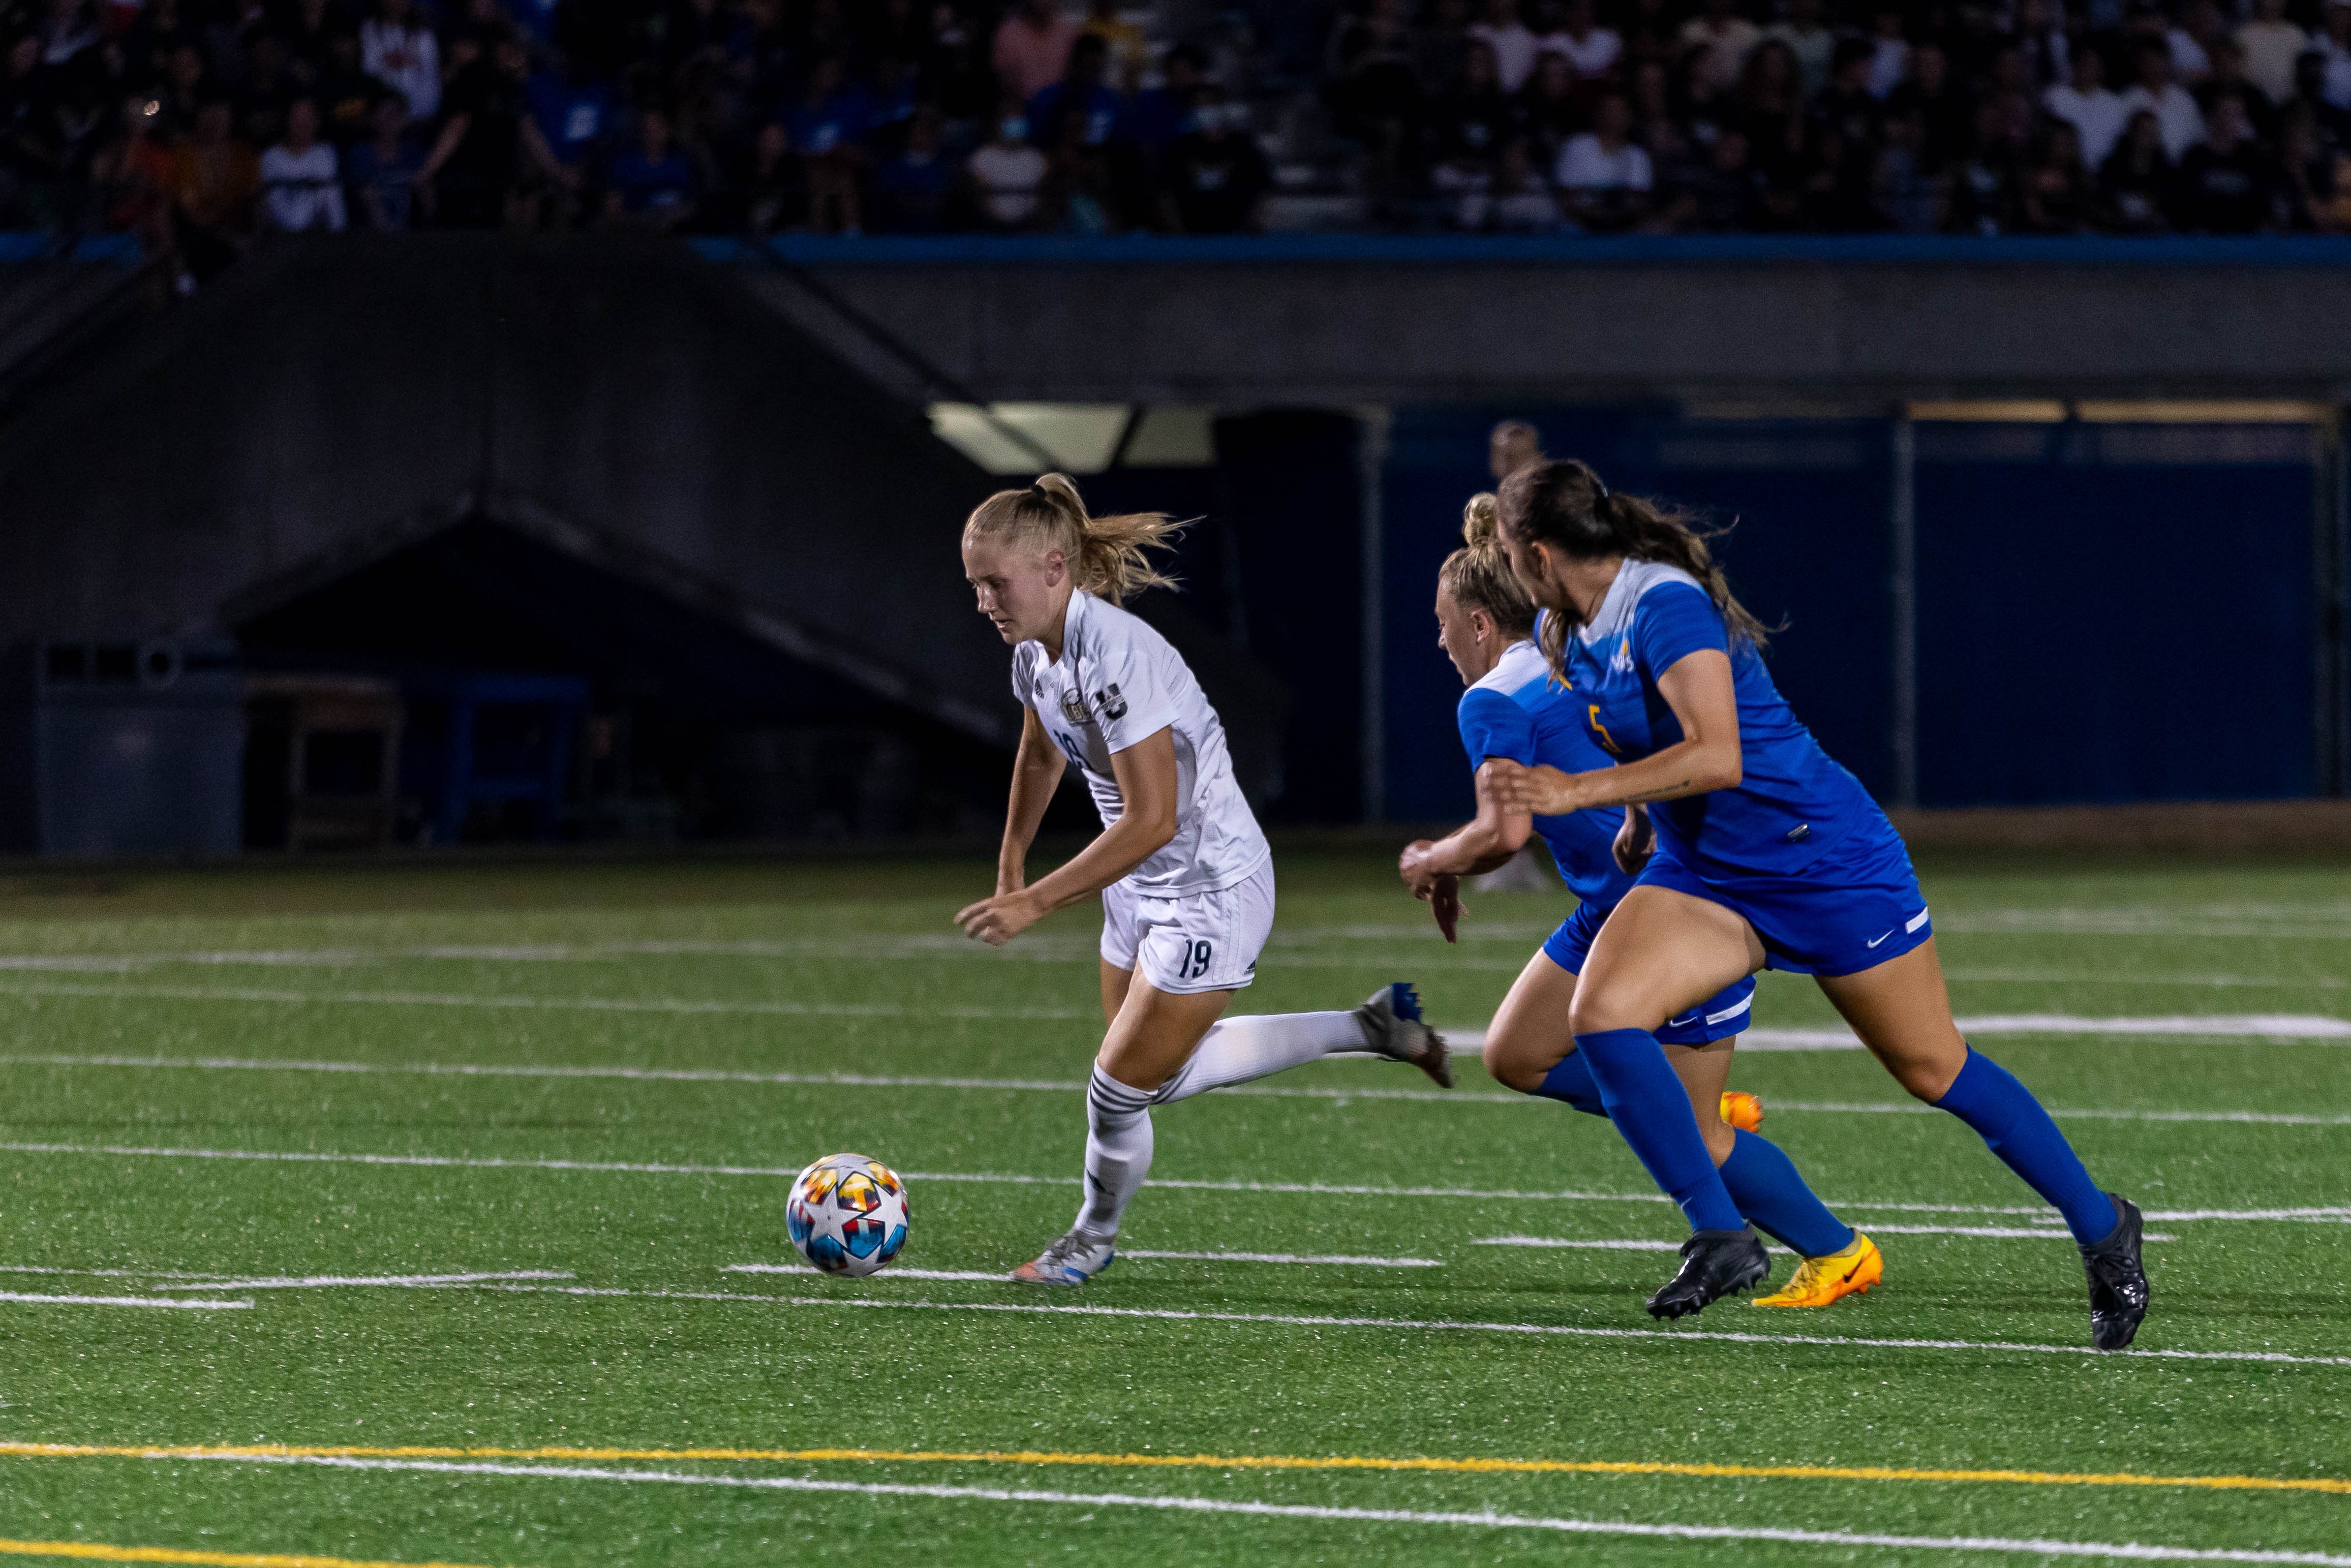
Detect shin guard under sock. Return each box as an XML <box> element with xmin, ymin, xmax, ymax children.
<box><xmin>1718</xmin><ymin>1129</ymin><xmax>1855</xmax><ymax>1257</ymax></box>
<box><xmin>1573</xmin><ymin>1027</ymin><xmax>1746</xmax><ymax>1233</ymax></box>
<box><xmin>1934</xmin><ymin>1046</ymin><xmax>2116</xmax><ymax>1245</ymax></box>
<box><xmin>1074</xmin><ymin>1066</ymin><xmax>1154</xmax><ymax>1238</ymax></box>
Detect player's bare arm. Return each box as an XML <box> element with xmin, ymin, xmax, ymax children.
<box><xmin>995</xmin><ymin>705</ymin><xmax>1071</xmax><ymax>897</ymax></box>
<box><xmin>1484</xmin><ymin>649</ymin><xmax>1742</xmax><ymax>815</ymax></box>
<box><xmin>958</xmin><ymin>726</ymin><xmax>1178</xmax><ymax>945</ymax></box>
<box><xmin>1401</xmin><ymin>758</ymin><xmax>1533</xmax><ymax>898</ymax></box>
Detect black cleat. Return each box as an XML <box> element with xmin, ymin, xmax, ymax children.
<box><xmin>2079</xmin><ymin>1193</ymin><xmax>2149</xmax><ymax>1351</ymax></box>
<box><xmin>1646</xmin><ymin>1226</ymin><xmax>1770</xmax><ymax>1319</ymax></box>
<box><xmin>1355</xmin><ymin>982</ymin><xmax>1453</xmax><ymax>1088</ymax></box>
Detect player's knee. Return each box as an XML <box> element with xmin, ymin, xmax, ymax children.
<box><xmin>1566</xmin><ymin>982</ymin><xmax>1648</xmax><ymax>1038</ymax></box>
<box><xmin>1889</xmin><ymin>1056</ymin><xmax>1961</xmax><ymax>1103</ymax></box>
<box><xmin>1481</xmin><ymin>1031</ymin><xmax>1548</xmax><ymax>1094</ymax></box>
<box><xmin>1869</xmin><ymin>1033</ymin><xmax>1969</xmax><ymax>1103</ymax></box>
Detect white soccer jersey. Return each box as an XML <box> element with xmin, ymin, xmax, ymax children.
<box><xmin>1010</xmin><ymin>590</ymin><xmax>1271</xmax><ymax>898</ymax></box>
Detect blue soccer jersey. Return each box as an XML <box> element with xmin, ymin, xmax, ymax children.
<box><xmin>1456</xmin><ymin>638</ymin><xmax>1636</xmax><ymax>906</ymax></box>
<box><xmin>1560</xmin><ymin>562</ymin><xmax>1889</xmax><ymax>876</ymax></box>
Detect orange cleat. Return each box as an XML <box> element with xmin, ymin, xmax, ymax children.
<box><xmin>1753</xmin><ymin>1233</ymin><xmax>1883</xmax><ymax>1308</ymax></box>
<box><xmin>1719</xmin><ymin>1090</ymin><xmax>1764</xmax><ymax>1132</ymax></box>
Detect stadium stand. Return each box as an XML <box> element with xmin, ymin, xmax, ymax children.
<box><xmin>3</xmin><ymin>1</ymin><xmax>2349</xmax><ymax>277</ymax></box>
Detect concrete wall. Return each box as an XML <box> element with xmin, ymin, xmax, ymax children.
<box><xmin>728</xmin><ymin>235</ymin><xmax>2351</xmax><ymax>407</ymax></box>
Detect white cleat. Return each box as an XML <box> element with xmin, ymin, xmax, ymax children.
<box><xmin>1010</xmin><ymin>1229</ymin><xmax>1117</xmax><ymax>1286</ymax></box>
<box><xmin>1356</xmin><ymin>982</ymin><xmax>1453</xmax><ymax>1088</ymax></box>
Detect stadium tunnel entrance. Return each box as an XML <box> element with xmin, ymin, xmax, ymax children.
<box><xmin>0</xmin><ymin>236</ymin><xmax>1311</xmax><ymax>855</ymax></box>
<box><xmin>232</xmin><ymin>517</ymin><xmax>1055</xmax><ymax>849</ymax></box>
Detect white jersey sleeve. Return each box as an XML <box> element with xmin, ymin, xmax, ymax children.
<box><xmin>1008</xmin><ymin>591</ymin><xmax>1271</xmax><ymax>898</ymax></box>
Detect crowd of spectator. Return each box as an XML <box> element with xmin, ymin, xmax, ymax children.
<box><xmin>1326</xmin><ymin>0</ymin><xmax>2351</xmax><ymax>235</ymax></box>
<box><xmin>4</xmin><ymin>0</ymin><xmax>2349</xmax><ymax>277</ymax></box>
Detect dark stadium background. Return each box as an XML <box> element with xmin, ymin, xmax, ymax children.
<box><xmin>2</xmin><ymin>0</ymin><xmax>2347</xmax><ymax>858</ymax></box>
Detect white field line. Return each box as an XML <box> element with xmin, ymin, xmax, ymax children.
<box><xmin>146</xmin><ymin>1270</ymin><xmax>571</xmax><ymax>1292</ymax></box>
<box><xmin>0</xmin><ymin>981</ymin><xmax>1090</xmax><ymax>1022</ymax></box>
<box><xmin>1763</xmin><ymin>1100</ymin><xmax>2351</xmax><ymax>1128</ymax></box>
<box><xmin>106</xmin><ymin>1450</ymin><xmax>2351</xmax><ymax>1566</ymax></box>
<box><xmin>725</xmin><ymin>1264</ymin><xmax>1009</xmax><ymax>1282</ymax></box>
<box><xmin>10</xmin><ymin>1051</ymin><xmax>2351</xmax><ymax>1129</ymax></box>
<box><xmin>1460</xmin><ymin>1018</ymin><xmax>2351</xmax><ymax>1054</ymax></box>
<box><xmin>1118</xmin><ymin>1249</ymin><xmax>1444</xmax><ymax>1267</ymax></box>
<box><xmin>19</xmin><ymin>986</ymin><xmax>2344</xmax><ymax>1046</ymax></box>
<box><xmin>1945</xmin><ymin>968</ymin><xmax>2351</xmax><ymax>990</ymax></box>
<box><xmin>1476</xmin><ymin>1226</ymin><xmax>2182</xmax><ymax>1247</ymax></box>
<box><xmin>471</xmin><ymin>1285</ymin><xmax>2351</xmax><ymax>1371</ymax></box>
<box><xmin>1</xmin><ymin>918</ymin><xmax>2348</xmax><ymax>976</ymax></box>
<box><xmin>730</xmin><ymin>1247</ymin><xmax>1445</xmax><ymax>1273</ymax></box>
<box><xmin>0</xmin><ymin>1264</ymin><xmax>169</xmax><ymax>1278</ymax></box>
<box><xmin>0</xmin><ymin>1290</ymin><xmax>249</xmax><ymax>1309</ymax></box>
<box><xmin>0</xmin><ymin>1053</ymin><xmax>1089</xmax><ymax>1096</ymax></box>
<box><xmin>0</xmin><ymin>1139</ymin><xmax>2337</xmax><ymax>1226</ymax></box>
<box><xmin>1477</xmin><ymin>1237</ymin><xmax>1682</xmax><ymax>1252</ymax></box>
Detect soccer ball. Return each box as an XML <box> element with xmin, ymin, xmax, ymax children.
<box><xmin>786</xmin><ymin>1153</ymin><xmax>910</xmax><ymax>1277</ymax></box>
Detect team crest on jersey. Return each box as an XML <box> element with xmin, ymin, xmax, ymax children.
<box><xmin>1609</xmin><ymin>637</ymin><xmax>1636</xmax><ymax>674</ymax></box>
<box><xmin>1059</xmin><ymin>690</ymin><xmax>1092</xmax><ymax>727</ymax></box>
<box><xmin>1094</xmin><ymin>684</ymin><xmax>1128</xmax><ymax>721</ymax></box>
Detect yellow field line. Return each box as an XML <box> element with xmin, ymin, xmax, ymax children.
<box><xmin>0</xmin><ymin>1538</ymin><xmax>506</xmax><ymax>1568</ymax></box>
<box><xmin>3</xmin><ymin>1440</ymin><xmax>2345</xmax><ymax>1497</ymax></box>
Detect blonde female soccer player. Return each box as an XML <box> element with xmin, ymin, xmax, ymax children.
<box><xmin>1400</xmin><ymin>496</ymin><xmax>1877</xmax><ymax>1309</ymax></box>
<box><xmin>956</xmin><ymin>474</ymin><xmax>1452</xmax><ymax>1285</ymax></box>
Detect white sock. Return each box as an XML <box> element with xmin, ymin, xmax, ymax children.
<box><xmin>1074</xmin><ymin>1065</ymin><xmax>1154</xmax><ymax>1238</ymax></box>
<box><xmin>1151</xmin><ymin>1010</ymin><xmax>1368</xmax><ymax>1105</ymax></box>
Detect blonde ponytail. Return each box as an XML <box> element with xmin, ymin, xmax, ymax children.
<box><xmin>963</xmin><ymin>472</ymin><xmax>1183</xmax><ymax>603</ymax></box>
<box><xmin>1439</xmin><ymin>491</ymin><xmax>1535</xmax><ymax>638</ymax></box>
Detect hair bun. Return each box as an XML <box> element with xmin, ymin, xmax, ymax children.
<box><xmin>1462</xmin><ymin>492</ymin><xmax>1500</xmax><ymax>546</ymax></box>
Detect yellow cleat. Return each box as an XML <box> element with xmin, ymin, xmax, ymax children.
<box><xmin>1753</xmin><ymin>1232</ymin><xmax>1882</xmax><ymax>1308</ymax></box>
<box><xmin>1719</xmin><ymin>1090</ymin><xmax>1764</xmax><ymax>1132</ymax></box>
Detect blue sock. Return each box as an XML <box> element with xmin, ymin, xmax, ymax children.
<box><xmin>1531</xmin><ymin>1052</ymin><xmax>1607</xmax><ymax>1116</ymax></box>
<box><xmin>1719</xmin><ymin>1130</ymin><xmax>1855</xmax><ymax>1258</ymax></box>
<box><xmin>1935</xmin><ymin>1047</ymin><xmax>2117</xmax><ymax>1245</ymax></box>
<box><xmin>1573</xmin><ymin>1028</ymin><xmax>1746</xmax><ymax>1233</ymax></box>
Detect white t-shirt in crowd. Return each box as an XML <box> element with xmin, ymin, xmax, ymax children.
<box><xmin>1011</xmin><ymin>590</ymin><xmax>1270</xmax><ymax>898</ymax></box>
<box><xmin>2043</xmin><ymin>82</ymin><xmax>2129</xmax><ymax>167</ymax></box>
<box><xmin>2236</xmin><ymin>17</ymin><xmax>2310</xmax><ymax>104</ymax></box>
<box><xmin>2119</xmin><ymin>82</ymin><xmax>2207</xmax><ymax>160</ymax></box>
<box><xmin>1470</xmin><ymin>20</ymin><xmax>1541</xmax><ymax>91</ymax></box>
<box><xmin>1763</xmin><ymin>20</ymin><xmax>1836</xmax><ymax>96</ymax></box>
<box><xmin>1555</xmin><ymin>134</ymin><xmax>1652</xmax><ymax>191</ymax></box>
<box><xmin>1539</xmin><ymin>26</ymin><xmax>1622</xmax><ymax>81</ymax></box>
<box><xmin>1680</xmin><ymin>15</ymin><xmax>1760</xmax><ymax>90</ymax></box>
<box><xmin>968</xmin><ymin>143</ymin><xmax>1049</xmax><ymax>225</ymax></box>
<box><xmin>359</xmin><ymin>19</ymin><xmax>440</xmax><ymax>121</ymax></box>
<box><xmin>260</xmin><ymin>142</ymin><xmax>345</xmax><ymax>232</ymax></box>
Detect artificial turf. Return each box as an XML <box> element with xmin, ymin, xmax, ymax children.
<box><xmin>0</xmin><ymin>849</ymin><xmax>2345</xmax><ymax>1566</ymax></box>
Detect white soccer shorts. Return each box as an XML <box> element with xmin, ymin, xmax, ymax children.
<box><xmin>1098</xmin><ymin>859</ymin><xmax>1275</xmax><ymax>995</ymax></box>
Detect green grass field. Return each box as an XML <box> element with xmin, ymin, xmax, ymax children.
<box><xmin>0</xmin><ymin>849</ymin><xmax>2346</xmax><ymax>1567</ymax></box>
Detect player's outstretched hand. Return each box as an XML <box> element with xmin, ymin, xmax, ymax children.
<box><xmin>957</xmin><ymin>889</ymin><xmax>1043</xmax><ymax>945</ymax></box>
<box><xmin>1483</xmin><ymin>759</ymin><xmax>1581</xmax><ymax>816</ymax></box>
<box><xmin>1398</xmin><ymin>839</ymin><xmax>1445</xmax><ymax>898</ymax></box>
<box><xmin>1430</xmin><ymin>874</ymin><xmax>1462</xmax><ymax>944</ymax></box>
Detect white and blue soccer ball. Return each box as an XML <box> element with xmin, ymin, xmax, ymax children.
<box><xmin>786</xmin><ymin>1153</ymin><xmax>910</xmax><ymax>1277</ymax></box>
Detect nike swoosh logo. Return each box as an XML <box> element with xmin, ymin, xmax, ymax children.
<box><xmin>1842</xmin><ymin>1263</ymin><xmax>1865</xmax><ymax>1283</ymax></box>
<box><xmin>1866</xmin><ymin>930</ymin><xmax>1894</xmax><ymax>948</ymax></box>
